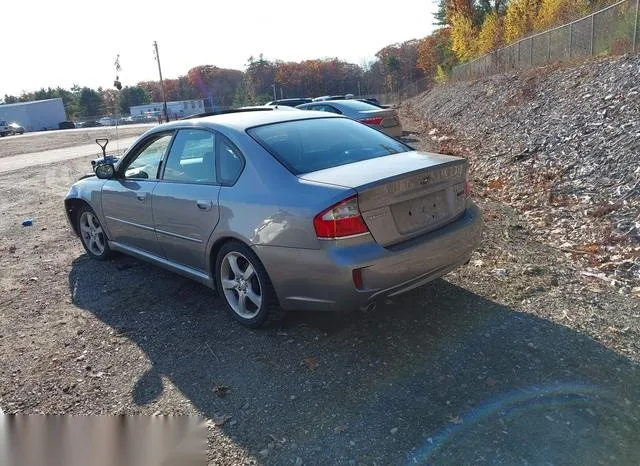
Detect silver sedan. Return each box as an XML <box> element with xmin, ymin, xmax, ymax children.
<box><xmin>65</xmin><ymin>110</ymin><xmax>482</xmax><ymax>327</ymax></box>
<box><xmin>297</xmin><ymin>100</ymin><xmax>403</xmax><ymax>137</ymax></box>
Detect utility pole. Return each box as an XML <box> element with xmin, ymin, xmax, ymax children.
<box><xmin>153</xmin><ymin>41</ymin><xmax>169</xmax><ymax>122</ymax></box>
<box><xmin>280</xmin><ymin>87</ymin><xmax>283</xmax><ymax>100</ymax></box>
<box><xmin>271</xmin><ymin>83</ymin><xmax>277</xmax><ymax>102</ymax></box>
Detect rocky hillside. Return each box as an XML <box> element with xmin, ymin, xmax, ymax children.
<box><xmin>407</xmin><ymin>54</ymin><xmax>640</xmax><ymax>289</ymax></box>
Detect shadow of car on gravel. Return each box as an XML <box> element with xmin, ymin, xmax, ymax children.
<box><xmin>68</xmin><ymin>254</ymin><xmax>640</xmax><ymax>465</ymax></box>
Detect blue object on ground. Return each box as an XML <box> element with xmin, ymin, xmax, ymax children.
<box><xmin>22</xmin><ymin>218</ymin><xmax>33</xmax><ymax>226</ymax></box>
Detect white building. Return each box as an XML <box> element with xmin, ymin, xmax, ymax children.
<box><xmin>130</xmin><ymin>99</ymin><xmax>205</xmax><ymax>119</ymax></box>
<box><xmin>0</xmin><ymin>98</ymin><xmax>67</xmax><ymax>131</ymax></box>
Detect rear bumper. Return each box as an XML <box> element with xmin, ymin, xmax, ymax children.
<box><xmin>255</xmin><ymin>202</ymin><xmax>482</xmax><ymax>311</ymax></box>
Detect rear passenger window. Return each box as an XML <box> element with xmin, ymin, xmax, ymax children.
<box><xmin>163</xmin><ymin>129</ymin><xmax>216</xmax><ymax>184</ymax></box>
<box><xmin>218</xmin><ymin>138</ymin><xmax>244</xmax><ymax>185</ymax></box>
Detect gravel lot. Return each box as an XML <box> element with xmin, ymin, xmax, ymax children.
<box><xmin>1</xmin><ymin>126</ymin><xmax>639</xmax><ymax>465</ymax></box>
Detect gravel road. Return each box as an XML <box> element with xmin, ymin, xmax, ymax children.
<box><xmin>0</xmin><ymin>124</ymin><xmax>153</xmax><ymax>158</ymax></box>
<box><xmin>1</xmin><ymin>129</ymin><xmax>639</xmax><ymax>465</ymax></box>
<box><xmin>0</xmin><ymin>137</ymin><xmax>138</xmax><ymax>174</ymax></box>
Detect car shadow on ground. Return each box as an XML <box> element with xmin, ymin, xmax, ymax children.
<box><xmin>69</xmin><ymin>254</ymin><xmax>640</xmax><ymax>465</ymax></box>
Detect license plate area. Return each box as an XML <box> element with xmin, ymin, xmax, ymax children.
<box><xmin>382</xmin><ymin>117</ymin><xmax>398</xmax><ymax>128</ymax></box>
<box><xmin>391</xmin><ymin>189</ymin><xmax>451</xmax><ymax>234</ymax></box>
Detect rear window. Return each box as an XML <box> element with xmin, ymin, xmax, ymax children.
<box><xmin>335</xmin><ymin>100</ymin><xmax>382</xmax><ymax>111</ymax></box>
<box><xmin>248</xmin><ymin>117</ymin><xmax>410</xmax><ymax>175</ymax></box>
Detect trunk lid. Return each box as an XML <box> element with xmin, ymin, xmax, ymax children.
<box><xmin>358</xmin><ymin>108</ymin><xmax>399</xmax><ymax>128</ymax></box>
<box><xmin>300</xmin><ymin>151</ymin><xmax>468</xmax><ymax>246</ymax></box>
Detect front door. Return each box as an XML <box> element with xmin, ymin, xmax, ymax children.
<box><xmin>101</xmin><ymin>132</ymin><xmax>174</xmax><ymax>256</ymax></box>
<box><xmin>152</xmin><ymin>129</ymin><xmax>220</xmax><ymax>272</ymax></box>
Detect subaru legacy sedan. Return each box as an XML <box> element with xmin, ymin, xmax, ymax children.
<box><xmin>65</xmin><ymin>109</ymin><xmax>482</xmax><ymax>327</ymax></box>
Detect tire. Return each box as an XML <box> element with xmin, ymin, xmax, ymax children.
<box><xmin>76</xmin><ymin>205</ymin><xmax>112</xmax><ymax>261</ymax></box>
<box><xmin>215</xmin><ymin>241</ymin><xmax>285</xmax><ymax>328</ymax></box>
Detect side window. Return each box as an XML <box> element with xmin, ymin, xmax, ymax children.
<box><xmin>218</xmin><ymin>138</ymin><xmax>244</xmax><ymax>185</ymax></box>
<box><xmin>162</xmin><ymin>129</ymin><xmax>216</xmax><ymax>184</ymax></box>
<box><xmin>325</xmin><ymin>105</ymin><xmax>342</xmax><ymax>114</ymax></box>
<box><xmin>123</xmin><ymin>133</ymin><xmax>172</xmax><ymax>180</ymax></box>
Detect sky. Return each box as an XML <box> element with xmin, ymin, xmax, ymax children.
<box><xmin>1</xmin><ymin>0</ymin><xmax>438</xmax><ymax>97</ymax></box>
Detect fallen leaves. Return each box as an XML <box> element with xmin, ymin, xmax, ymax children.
<box><xmin>302</xmin><ymin>357</ymin><xmax>319</xmax><ymax>371</ymax></box>
<box><xmin>213</xmin><ymin>384</ymin><xmax>230</xmax><ymax>398</ymax></box>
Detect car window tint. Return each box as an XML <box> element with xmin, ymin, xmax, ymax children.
<box><xmin>123</xmin><ymin>134</ymin><xmax>172</xmax><ymax>180</ymax></box>
<box><xmin>218</xmin><ymin>138</ymin><xmax>244</xmax><ymax>184</ymax></box>
<box><xmin>248</xmin><ymin>118</ymin><xmax>410</xmax><ymax>175</ymax></box>
<box><xmin>163</xmin><ymin>129</ymin><xmax>216</xmax><ymax>184</ymax></box>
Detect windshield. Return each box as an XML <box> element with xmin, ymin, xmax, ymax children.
<box><xmin>248</xmin><ymin>117</ymin><xmax>410</xmax><ymax>175</ymax></box>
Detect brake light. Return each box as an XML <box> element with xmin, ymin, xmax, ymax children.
<box><xmin>464</xmin><ymin>181</ymin><xmax>472</xmax><ymax>198</ymax></box>
<box><xmin>359</xmin><ymin>116</ymin><xmax>384</xmax><ymax>125</ymax></box>
<box><xmin>313</xmin><ymin>195</ymin><xmax>369</xmax><ymax>239</ymax></box>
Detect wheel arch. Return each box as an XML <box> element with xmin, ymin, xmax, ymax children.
<box><xmin>64</xmin><ymin>198</ymin><xmax>92</xmax><ymax>236</ymax></box>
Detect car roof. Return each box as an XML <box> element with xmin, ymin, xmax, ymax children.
<box><xmin>151</xmin><ymin>109</ymin><xmax>343</xmax><ymax>133</ymax></box>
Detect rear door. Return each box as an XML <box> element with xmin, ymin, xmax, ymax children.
<box><xmin>151</xmin><ymin>129</ymin><xmax>221</xmax><ymax>272</ymax></box>
<box><xmin>101</xmin><ymin>132</ymin><xmax>173</xmax><ymax>255</ymax></box>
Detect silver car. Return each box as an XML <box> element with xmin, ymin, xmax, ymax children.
<box><xmin>65</xmin><ymin>109</ymin><xmax>482</xmax><ymax>327</ymax></box>
<box><xmin>297</xmin><ymin>100</ymin><xmax>403</xmax><ymax>137</ymax></box>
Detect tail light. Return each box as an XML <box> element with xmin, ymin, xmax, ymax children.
<box><xmin>464</xmin><ymin>181</ymin><xmax>472</xmax><ymax>198</ymax></box>
<box><xmin>359</xmin><ymin>116</ymin><xmax>384</xmax><ymax>125</ymax></box>
<box><xmin>313</xmin><ymin>195</ymin><xmax>369</xmax><ymax>239</ymax></box>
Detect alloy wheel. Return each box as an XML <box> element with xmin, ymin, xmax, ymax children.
<box><xmin>220</xmin><ymin>251</ymin><xmax>263</xmax><ymax>319</ymax></box>
<box><xmin>79</xmin><ymin>211</ymin><xmax>106</xmax><ymax>256</ymax></box>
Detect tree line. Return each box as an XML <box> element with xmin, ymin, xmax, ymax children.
<box><xmin>1</xmin><ymin>0</ymin><xmax>617</xmax><ymax>118</ymax></box>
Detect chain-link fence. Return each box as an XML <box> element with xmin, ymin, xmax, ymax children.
<box><xmin>452</xmin><ymin>0</ymin><xmax>640</xmax><ymax>80</ymax></box>
<box><xmin>370</xmin><ymin>77</ymin><xmax>434</xmax><ymax>105</ymax></box>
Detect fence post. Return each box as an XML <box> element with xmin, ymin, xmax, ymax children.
<box><xmin>590</xmin><ymin>13</ymin><xmax>595</xmax><ymax>56</ymax></box>
<box><xmin>634</xmin><ymin>0</ymin><xmax>639</xmax><ymax>53</ymax></box>
<box><xmin>569</xmin><ymin>23</ymin><xmax>573</xmax><ymax>58</ymax></box>
<box><xmin>547</xmin><ymin>32</ymin><xmax>551</xmax><ymax>61</ymax></box>
<box><xmin>530</xmin><ymin>37</ymin><xmax>534</xmax><ymax>65</ymax></box>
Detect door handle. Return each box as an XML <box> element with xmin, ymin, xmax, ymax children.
<box><xmin>136</xmin><ymin>193</ymin><xmax>147</xmax><ymax>202</ymax></box>
<box><xmin>196</xmin><ymin>200</ymin><xmax>213</xmax><ymax>211</ymax></box>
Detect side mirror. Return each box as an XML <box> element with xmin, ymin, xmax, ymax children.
<box><xmin>95</xmin><ymin>162</ymin><xmax>115</xmax><ymax>179</ymax></box>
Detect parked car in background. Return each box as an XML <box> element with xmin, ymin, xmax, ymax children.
<box><xmin>98</xmin><ymin>117</ymin><xmax>115</xmax><ymax>126</ymax></box>
<box><xmin>0</xmin><ymin>120</ymin><xmax>11</xmax><ymax>136</ymax></box>
<box><xmin>297</xmin><ymin>99</ymin><xmax>403</xmax><ymax>137</ymax></box>
<box><xmin>264</xmin><ymin>98</ymin><xmax>312</xmax><ymax>107</ymax></box>
<box><xmin>59</xmin><ymin>121</ymin><xmax>76</xmax><ymax>130</ymax></box>
<box><xmin>64</xmin><ymin>108</ymin><xmax>481</xmax><ymax>328</ymax></box>
<box><xmin>312</xmin><ymin>95</ymin><xmax>346</xmax><ymax>102</ymax></box>
<box><xmin>357</xmin><ymin>98</ymin><xmax>390</xmax><ymax>108</ymax></box>
<box><xmin>9</xmin><ymin>122</ymin><xmax>25</xmax><ymax>135</ymax></box>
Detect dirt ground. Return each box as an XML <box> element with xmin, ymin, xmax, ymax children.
<box><xmin>1</xmin><ymin>122</ymin><xmax>639</xmax><ymax>465</ymax></box>
<box><xmin>0</xmin><ymin>124</ymin><xmax>153</xmax><ymax>158</ymax></box>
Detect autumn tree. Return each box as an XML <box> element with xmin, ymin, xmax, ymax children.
<box><xmin>503</xmin><ymin>0</ymin><xmax>543</xmax><ymax>43</ymax></box>
<box><xmin>535</xmin><ymin>0</ymin><xmax>587</xmax><ymax>30</ymax></box>
<box><xmin>78</xmin><ymin>87</ymin><xmax>104</xmax><ymax>117</ymax></box>
<box><xmin>118</xmin><ymin>86</ymin><xmax>151</xmax><ymax>114</ymax></box>
<box><xmin>477</xmin><ymin>11</ymin><xmax>503</xmax><ymax>53</ymax></box>
<box><xmin>451</xmin><ymin>12</ymin><xmax>478</xmax><ymax>60</ymax></box>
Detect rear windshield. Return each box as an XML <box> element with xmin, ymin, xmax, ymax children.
<box><xmin>248</xmin><ymin>117</ymin><xmax>410</xmax><ymax>175</ymax></box>
<box><xmin>335</xmin><ymin>100</ymin><xmax>383</xmax><ymax>111</ymax></box>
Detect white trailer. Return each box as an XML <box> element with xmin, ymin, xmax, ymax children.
<box><xmin>0</xmin><ymin>98</ymin><xmax>67</xmax><ymax>132</ymax></box>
